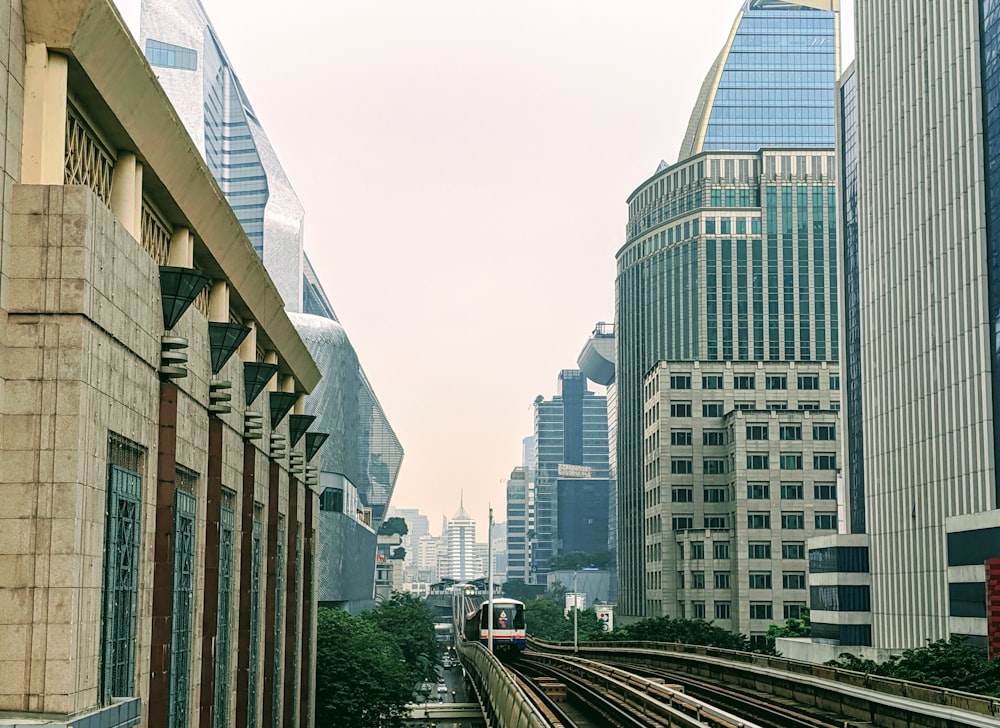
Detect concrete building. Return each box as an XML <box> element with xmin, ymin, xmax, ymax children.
<box><xmin>506</xmin><ymin>467</ymin><xmax>532</xmax><ymax>583</ymax></box>
<box><xmin>791</xmin><ymin>1</ymin><xmax>1000</xmax><ymax>659</ymax></box>
<box><xmin>139</xmin><ymin>0</ymin><xmax>404</xmax><ymax>613</ymax></box>
<box><xmin>0</xmin><ymin>1</ymin><xmax>328</xmax><ymax>726</ymax></box>
<box><xmin>417</xmin><ymin>533</ymin><xmax>441</xmax><ymax>584</ymax></box>
<box><xmin>615</xmin><ymin>0</ymin><xmax>841</xmax><ymax>619</ymax></box>
<box><xmin>442</xmin><ymin>500</ymin><xmax>478</xmax><ymax>582</ymax></box>
<box><xmin>533</xmin><ymin>370</ymin><xmax>610</xmax><ymax>584</ymax></box>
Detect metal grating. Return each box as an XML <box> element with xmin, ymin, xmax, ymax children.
<box><xmin>214</xmin><ymin>498</ymin><xmax>235</xmax><ymax>728</ymax></box>
<box><xmin>168</xmin><ymin>473</ymin><xmax>197</xmax><ymax>728</ymax></box>
<box><xmin>65</xmin><ymin>104</ymin><xmax>114</xmax><ymax>204</ymax></box>
<box><xmin>272</xmin><ymin>524</ymin><xmax>285</xmax><ymax>727</ymax></box>
<box><xmin>101</xmin><ymin>463</ymin><xmax>143</xmax><ymax>701</ymax></box>
<box><xmin>193</xmin><ymin>286</ymin><xmax>211</xmax><ymax>318</ymax></box>
<box><xmin>248</xmin><ymin>508</ymin><xmax>263</xmax><ymax>726</ymax></box>
<box><xmin>140</xmin><ymin>197</ymin><xmax>171</xmax><ymax>265</ymax></box>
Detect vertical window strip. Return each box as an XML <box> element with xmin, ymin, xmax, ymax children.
<box><xmin>168</xmin><ymin>468</ymin><xmax>198</xmax><ymax>728</ymax></box>
<box><xmin>767</xmin><ymin>187</ymin><xmax>780</xmax><ymax>360</ymax></box>
<box><xmin>722</xmin><ymin>238</ymin><xmax>734</xmax><ymax>359</ymax></box>
<box><xmin>797</xmin><ymin>186</ymin><xmax>811</xmax><ymax>360</ymax></box>
<box><xmin>782</xmin><ymin>186</ymin><xmax>795</xmax><ymax>359</ymax></box>
<box><xmin>828</xmin><ymin>185</ymin><xmax>839</xmax><ymax>361</ymax></box>
<box><xmin>752</xmin><ymin>238</ymin><xmax>764</xmax><ymax>359</ymax></box>
<box><xmin>292</xmin><ymin>531</ymin><xmax>302</xmax><ymax>716</ymax></box>
<box><xmin>248</xmin><ymin>509</ymin><xmax>263</xmax><ymax>726</ymax></box>
<box><xmin>737</xmin><ymin>238</ymin><xmax>749</xmax><ymax>359</ymax></box>
<box><xmin>273</xmin><ymin>524</ymin><xmax>285</xmax><ymax>727</ymax></box>
<box><xmin>706</xmin><ymin>239</ymin><xmax>718</xmax><ymax>359</ymax></box>
<box><xmin>813</xmin><ymin>185</ymin><xmax>827</xmax><ymax>359</ymax></box>
<box><xmin>214</xmin><ymin>496</ymin><xmax>236</xmax><ymax>728</ymax></box>
<box><xmin>101</xmin><ymin>458</ymin><xmax>144</xmax><ymax>701</ymax></box>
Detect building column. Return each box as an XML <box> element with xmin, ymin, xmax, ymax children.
<box><xmin>109</xmin><ymin>152</ymin><xmax>142</xmax><ymax>238</ymax></box>
<box><xmin>236</xmin><ymin>442</ymin><xmax>257</xmax><ymax>728</ymax></box>
<box><xmin>262</xmin><ymin>460</ymin><xmax>281</xmax><ymax>724</ymax></box>
<box><xmin>299</xmin><ymin>488</ymin><xmax>316</xmax><ymax>728</ymax></box>
<box><xmin>149</xmin><ymin>381</ymin><xmax>179</xmax><ymax>726</ymax></box>
<box><xmin>282</xmin><ymin>479</ymin><xmax>299</xmax><ymax>727</ymax></box>
<box><xmin>21</xmin><ymin>44</ymin><xmax>67</xmax><ymax>185</ymax></box>
<box><xmin>198</xmin><ymin>417</ymin><xmax>224</xmax><ymax>728</ymax></box>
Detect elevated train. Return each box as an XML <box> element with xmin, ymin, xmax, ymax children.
<box><xmin>462</xmin><ymin>597</ymin><xmax>526</xmax><ymax>654</ymax></box>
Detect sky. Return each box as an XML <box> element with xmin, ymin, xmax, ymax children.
<box><xmin>119</xmin><ymin>0</ymin><xmax>854</xmax><ymax>538</ymax></box>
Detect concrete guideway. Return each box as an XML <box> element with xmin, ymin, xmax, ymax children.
<box><xmin>405</xmin><ymin>702</ymin><xmax>484</xmax><ymax>720</ymax></box>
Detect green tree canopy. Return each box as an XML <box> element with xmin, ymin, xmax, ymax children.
<box><xmin>362</xmin><ymin>592</ymin><xmax>439</xmax><ymax>680</ymax></box>
<box><xmin>315</xmin><ymin>607</ymin><xmax>413</xmax><ymax>728</ymax></box>
<box><xmin>604</xmin><ymin>616</ymin><xmax>757</xmax><ymax>652</ymax></box>
<box><xmin>826</xmin><ymin>636</ymin><xmax>1000</xmax><ymax>697</ymax></box>
<box><xmin>501</xmin><ymin>579</ymin><xmax>546</xmax><ymax>602</ymax></box>
<box><xmin>765</xmin><ymin>608</ymin><xmax>811</xmax><ymax>646</ymax></box>
<box><xmin>378</xmin><ymin>517</ymin><xmax>408</xmax><ymax>536</ymax></box>
<box><xmin>549</xmin><ymin>551</ymin><xmax>615</xmax><ymax>570</ymax></box>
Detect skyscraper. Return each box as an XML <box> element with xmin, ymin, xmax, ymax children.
<box><xmin>506</xmin><ymin>467</ymin><xmax>532</xmax><ymax>583</ymax></box>
<box><xmin>533</xmin><ymin>370</ymin><xmax>610</xmax><ymax>584</ymax></box>
<box><xmin>812</xmin><ymin>1</ymin><xmax>1000</xmax><ymax>655</ymax></box>
<box><xmin>443</xmin><ymin>499</ymin><xmax>478</xmax><ymax>581</ymax></box>
<box><xmin>615</xmin><ymin>0</ymin><xmax>840</xmax><ymax>618</ymax></box>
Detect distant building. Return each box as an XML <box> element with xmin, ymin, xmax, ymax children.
<box><xmin>506</xmin><ymin>467</ymin><xmax>533</xmax><ymax>583</ymax></box>
<box><xmin>442</xmin><ymin>499</ymin><xmax>478</xmax><ymax>581</ymax></box>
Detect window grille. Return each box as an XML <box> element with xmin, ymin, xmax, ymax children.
<box><xmin>168</xmin><ymin>468</ymin><xmax>198</xmax><ymax>727</ymax></box>
<box><xmin>140</xmin><ymin>197</ymin><xmax>171</xmax><ymax>265</ymax></box>
<box><xmin>65</xmin><ymin>103</ymin><xmax>115</xmax><ymax>204</ymax></box>
<box><xmin>272</xmin><ymin>524</ymin><xmax>285</xmax><ymax>726</ymax></box>
<box><xmin>248</xmin><ymin>508</ymin><xmax>263</xmax><ymax>726</ymax></box>
<box><xmin>214</xmin><ymin>491</ymin><xmax>236</xmax><ymax>728</ymax></box>
<box><xmin>101</xmin><ymin>462</ymin><xmax>143</xmax><ymax>701</ymax></box>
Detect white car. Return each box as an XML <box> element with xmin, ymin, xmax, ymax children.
<box><xmin>436</xmin><ymin>684</ymin><xmax>448</xmax><ymax>693</ymax></box>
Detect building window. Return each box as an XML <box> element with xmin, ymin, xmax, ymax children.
<box><xmin>781</xmin><ymin>512</ymin><xmax>804</xmax><ymax>529</ymax></box>
<box><xmin>749</xmin><ymin>542</ymin><xmax>772</xmax><ymax>559</ymax></box>
<box><xmin>702</xmin><ymin>375</ymin><xmax>724</xmax><ymax>389</ymax></box>
<box><xmin>703</xmin><ymin>487</ymin><xmax>728</xmax><ymax>502</ymax></box>
<box><xmin>798</xmin><ymin>402</ymin><xmax>820</xmax><ymax>410</ymax></box>
<box><xmin>734</xmin><ymin>402</ymin><xmax>756</xmax><ymax>411</ymax></box>
<box><xmin>747</xmin><ymin>454</ymin><xmax>769</xmax><ymax>470</ymax></box>
<box><xmin>746</xmin><ymin>424</ymin><xmax>769</xmax><ymax>441</ymax></box>
<box><xmin>215</xmin><ymin>495</ymin><xmax>236</xmax><ymax>728</ymax></box>
<box><xmin>813</xmin><ymin>424</ymin><xmax>836</xmax><ymax>440</ymax></box>
<box><xmin>814</xmin><ymin>483</ymin><xmax>837</xmax><ymax>500</ymax></box>
<box><xmin>782</xmin><ymin>542</ymin><xmax>805</xmax><ymax>559</ymax></box>
<box><xmin>749</xmin><ymin>603</ymin><xmax>773</xmax><ymax>620</ymax></box>
<box><xmin>815</xmin><ymin>513</ymin><xmax>838</xmax><ymax>530</ymax></box>
<box><xmin>670</xmin><ymin>374</ymin><xmax>692</xmax><ymax>389</ymax></box>
<box><xmin>672</xmin><ymin>515</ymin><xmax>695</xmax><ymax>531</ymax></box>
<box><xmin>672</xmin><ymin>487</ymin><xmax>694</xmax><ymax>503</ymax></box>
<box><xmin>703</xmin><ymin>459</ymin><xmax>727</xmax><ymax>474</ymax></box>
<box><xmin>780</xmin><ymin>482</ymin><xmax>804</xmax><ymax>499</ymax></box>
<box><xmin>747</xmin><ymin>482</ymin><xmax>770</xmax><ymax>499</ymax></box>
<box><xmin>692</xmin><ymin>571</ymin><xmax>706</xmax><ymax>589</ymax></box>
<box><xmin>779</xmin><ymin>425</ymin><xmax>802</xmax><ymax>440</ymax></box>
<box><xmin>693</xmin><ymin>602</ymin><xmax>706</xmax><ymax>619</ymax></box>
<box><xmin>670</xmin><ymin>402</ymin><xmax>692</xmax><ymax>417</ymax></box>
<box><xmin>671</xmin><ymin>458</ymin><xmax>693</xmax><ymax>474</ymax></box>
<box><xmin>714</xmin><ymin>572</ymin><xmax>731</xmax><ymax>589</ymax></box>
<box><xmin>735</xmin><ymin>375</ymin><xmax>755</xmax><ymax>389</ymax></box>
<box><xmin>814</xmin><ymin>453</ymin><xmax>837</xmax><ymax>470</ymax></box>
<box><xmin>248</xmin><ymin>508</ymin><xmax>263</xmax><ymax>726</ymax></box>
<box><xmin>766</xmin><ymin>375</ymin><xmax>787</xmax><ymax>390</ymax></box>
<box><xmin>797</xmin><ymin>374</ymin><xmax>820</xmax><ymax>390</ymax></box>
<box><xmin>691</xmin><ymin>542</ymin><xmax>705</xmax><ymax>560</ymax></box>
<box><xmin>703</xmin><ymin>402</ymin><xmax>725</xmax><ymax>417</ymax></box>
<box><xmin>713</xmin><ymin>542</ymin><xmax>730</xmax><ymax>560</ymax></box>
<box><xmin>671</xmin><ymin>430</ymin><xmax>693</xmax><ymax>446</ymax></box>
<box><xmin>169</xmin><ymin>469</ymin><xmax>199</xmax><ymax>728</ymax></box>
<box><xmin>145</xmin><ymin>39</ymin><xmax>198</xmax><ymax>71</ymax></box>
<box><xmin>767</xmin><ymin>401</ymin><xmax>788</xmax><ymax>411</ymax></box>
<box><xmin>829</xmin><ymin>375</ymin><xmax>840</xmax><ymax>390</ymax></box>
<box><xmin>715</xmin><ymin>602</ymin><xmax>731</xmax><ymax>619</ymax></box>
<box><xmin>748</xmin><ymin>512</ymin><xmax>771</xmax><ymax>529</ymax></box>
<box><xmin>749</xmin><ymin>573</ymin><xmax>772</xmax><ymax>589</ymax></box>
<box><xmin>101</xmin><ymin>437</ymin><xmax>145</xmax><ymax>701</ymax></box>
<box><xmin>704</xmin><ymin>515</ymin><xmax>729</xmax><ymax>529</ymax></box>
<box><xmin>703</xmin><ymin>430</ymin><xmax>726</xmax><ymax>446</ymax></box>
<box><xmin>784</xmin><ymin>602</ymin><xmax>807</xmax><ymax>619</ymax></box>
<box><xmin>780</xmin><ymin>454</ymin><xmax>803</xmax><ymax>470</ymax></box>
<box><xmin>783</xmin><ymin>573</ymin><xmax>806</xmax><ymax>590</ymax></box>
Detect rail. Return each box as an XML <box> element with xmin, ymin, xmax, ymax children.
<box><xmin>457</xmin><ymin>638</ymin><xmax>549</xmax><ymax>728</ymax></box>
<box><xmin>529</xmin><ymin>638</ymin><xmax>1000</xmax><ymax>727</ymax></box>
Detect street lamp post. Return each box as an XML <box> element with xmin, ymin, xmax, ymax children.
<box><xmin>487</xmin><ymin>506</ymin><xmax>494</xmax><ymax>654</ymax></box>
<box><xmin>573</xmin><ymin>570</ymin><xmax>578</xmax><ymax>653</ymax></box>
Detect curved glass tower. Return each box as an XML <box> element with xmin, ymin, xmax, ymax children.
<box><xmin>615</xmin><ymin>0</ymin><xmax>840</xmax><ymax>620</ymax></box>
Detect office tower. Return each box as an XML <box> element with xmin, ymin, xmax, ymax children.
<box><xmin>443</xmin><ymin>499</ymin><xmax>479</xmax><ymax>581</ymax></box>
<box><xmin>140</xmin><ymin>0</ymin><xmax>404</xmax><ymax>611</ymax></box>
<box><xmin>579</xmin><ymin>322</ymin><xmax>619</xmax><ymax>557</ymax></box>
<box><xmin>615</xmin><ymin>0</ymin><xmax>840</xmax><ymax>619</ymax></box>
<box><xmin>506</xmin><ymin>467</ymin><xmax>533</xmax><ymax>582</ymax></box>
<box><xmin>417</xmin><ymin>534</ymin><xmax>442</xmax><ymax>584</ymax></box>
<box><xmin>533</xmin><ymin>370</ymin><xmax>610</xmax><ymax>584</ymax></box>
<box><xmin>812</xmin><ymin>2</ymin><xmax>1000</xmax><ymax>656</ymax></box>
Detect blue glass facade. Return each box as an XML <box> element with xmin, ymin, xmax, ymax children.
<box><xmin>840</xmin><ymin>68</ymin><xmax>865</xmax><ymax>533</ymax></box>
<box><xmin>702</xmin><ymin>0</ymin><xmax>837</xmax><ymax>152</ymax></box>
<box><xmin>980</xmin><ymin>0</ymin><xmax>1000</xmax><ymax>507</ymax></box>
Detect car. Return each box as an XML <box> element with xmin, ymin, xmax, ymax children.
<box><xmin>436</xmin><ymin>684</ymin><xmax>447</xmax><ymax>693</ymax></box>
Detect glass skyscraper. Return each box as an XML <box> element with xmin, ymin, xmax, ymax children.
<box><xmin>615</xmin><ymin>0</ymin><xmax>840</xmax><ymax>619</ymax></box>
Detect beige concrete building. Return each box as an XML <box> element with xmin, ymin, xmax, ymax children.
<box><xmin>642</xmin><ymin>360</ymin><xmax>841</xmax><ymax>641</ymax></box>
<box><xmin>0</xmin><ymin>0</ymin><xmax>326</xmax><ymax>726</ymax></box>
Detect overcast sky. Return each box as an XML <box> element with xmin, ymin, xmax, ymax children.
<box><xmin>120</xmin><ymin>0</ymin><xmax>854</xmax><ymax>538</ymax></box>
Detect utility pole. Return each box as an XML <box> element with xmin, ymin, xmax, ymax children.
<box><xmin>487</xmin><ymin>505</ymin><xmax>494</xmax><ymax>653</ymax></box>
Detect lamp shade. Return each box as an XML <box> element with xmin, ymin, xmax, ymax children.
<box><xmin>269</xmin><ymin>391</ymin><xmax>298</xmax><ymax>429</ymax></box>
<box><xmin>243</xmin><ymin>362</ymin><xmax>278</xmax><ymax>406</ymax></box>
<box><xmin>305</xmin><ymin>432</ymin><xmax>329</xmax><ymax>462</ymax></box>
<box><xmin>159</xmin><ymin>266</ymin><xmax>211</xmax><ymax>330</ymax></box>
<box><xmin>208</xmin><ymin>322</ymin><xmax>251</xmax><ymax>374</ymax></box>
<box><xmin>288</xmin><ymin>414</ymin><xmax>316</xmax><ymax>447</ymax></box>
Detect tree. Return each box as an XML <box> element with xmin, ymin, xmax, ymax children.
<box><xmin>611</xmin><ymin>616</ymin><xmax>754</xmax><ymax>652</ymax></box>
<box><xmin>390</xmin><ymin>546</ymin><xmax>406</xmax><ymax>560</ymax></box>
<box><xmin>524</xmin><ymin>598</ymin><xmax>608</xmax><ymax>643</ymax></box>
<box><xmin>378</xmin><ymin>517</ymin><xmax>408</xmax><ymax>536</ymax></box>
<box><xmin>765</xmin><ymin>608</ymin><xmax>811</xmax><ymax>647</ymax></box>
<box><xmin>501</xmin><ymin>579</ymin><xmax>546</xmax><ymax>602</ymax></box>
<box><xmin>549</xmin><ymin>551</ymin><xmax>615</xmax><ymax>570</ymax></box>
<box><xmin>362</xmin><ymin>592</ymin><xmax>439</xmax><ymax>681</ymax></box>
<box><xmin>315</xmin><ymin>607</ymin><xmax>414</xmax><ymax>728</ymax></box>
